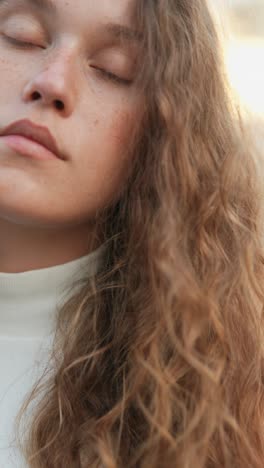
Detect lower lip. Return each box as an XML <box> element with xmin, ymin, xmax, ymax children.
<box><xmin>0</xmin><ymin>134</ymin><xmax>60</xmax><ymax>161</ymax></box>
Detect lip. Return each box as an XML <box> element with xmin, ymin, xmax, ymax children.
<box><xmin>0</xmin><ymin>119</ymin><xmax>65</xmax><ymax>161</ymax></box>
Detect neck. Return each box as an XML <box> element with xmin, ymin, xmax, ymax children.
<box><xmin>0</xmin><ymin>218</ymin><xmax>101</xmax><ymax>273</ymax></box>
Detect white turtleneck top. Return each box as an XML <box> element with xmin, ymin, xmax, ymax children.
<box><xmin>0</xmin><ymin>243</ymin><xmax>106</xmax><ymax>467</ymax></box>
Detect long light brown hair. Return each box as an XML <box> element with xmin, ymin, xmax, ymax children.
<box><xmin>16</xmin><ymin>1</ymin><xmax>264</xmax><ymax>466</ymax></box>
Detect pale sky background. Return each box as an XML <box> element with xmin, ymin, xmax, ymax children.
<box><xmin>210</xmin><ymin>0</ymin><xmax>264</xmax><ymax>119</ymax></box>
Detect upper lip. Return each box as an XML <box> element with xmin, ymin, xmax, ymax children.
<box><xmin>0</xmin><ymin>119</ymin><xmax>65</xmax><ymax>160</ymax></box>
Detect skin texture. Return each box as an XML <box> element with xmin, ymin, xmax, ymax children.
<box><xmin>0</xmin><ymin>0</ymin><xmax>143</xmax><ymax>272</ymax></box>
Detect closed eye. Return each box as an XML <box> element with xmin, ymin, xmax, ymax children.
<box><xmin>2</xmin><ymin>35</ymin><xmax>134</xmax><ymax>86</ymax></box>
<box><xmin>2</xmin><ymin>34</ymin><xmax>45</xmax><ymax>49</ymax></box>
<box><xmin>91</xmin><ymin>66</ymin><xmax>133</xmax><ymax>86</ymax></box>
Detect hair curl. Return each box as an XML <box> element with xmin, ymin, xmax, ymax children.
<box><xmin>15</xmin><ymin>1</ymin><xmax>264</xmax><ymax>467</ymax></box>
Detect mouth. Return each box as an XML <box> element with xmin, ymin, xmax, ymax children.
<box><xmin>0</xmin><ymin>119</ymin><xmax>66</xmax><ymax>161</ymax></box>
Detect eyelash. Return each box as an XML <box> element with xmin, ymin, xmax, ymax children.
<box><xmin>92</xmin><ymin>67</ymin><xmax>132</xmax><ymax>86</ymax></box>
<box><xmin>3</xmin><ymin>35</ymin><xmax>133</xmax><ymax>87</ymax></box>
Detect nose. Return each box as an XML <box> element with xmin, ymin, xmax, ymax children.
<box><xmin>22</xmin><ymin>51</ymin><xmax>77</xmax><ymax>117</ymax></box>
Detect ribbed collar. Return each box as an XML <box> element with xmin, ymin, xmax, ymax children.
<box><xmin>0</xmin><ymin>243</ymin><xmax>107</xmax><ymax>338</ymax></box>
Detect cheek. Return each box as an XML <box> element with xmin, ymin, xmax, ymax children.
<box><xmin>78</xmin><ymin>107</ymin><xmax>139</xmax><ymax>204</ymax></box>
<box><xmin>0</xmin><ymin>58</ymin><xmax>14</xmax><ymax>93</ymax></box>
<box><xmin>109</xmin><ymin>111</ymin><xmax>134</xmax><ymax>147</ymax></box>
<box><xmin>79</xmin><ymin>108</ymin><xmax>136</xmax><ymax>176</ymax></box>
<box><xmin>0</xmin><ymin>53</ymin><xmax>24</xmax><ymax>78</ymax></box>
<box><xmin>0</xmin><ymin>58</ymin><xmax>26</xmax><ymax>105</ymax></box>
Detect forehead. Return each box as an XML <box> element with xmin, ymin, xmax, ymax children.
<box><xmin>0</xmin><ymin>0</ymin><xmax>136</xmax><ymax>23</ymax></box>
<box><xmin>68</xmin><ymin>0</ymin><xmax>136</xmax><ymax>22</ymax></box>
<box><xmin>0</xmin><ymin>0</ymin><xmax>140</xmax><ymax>46</ymax></box>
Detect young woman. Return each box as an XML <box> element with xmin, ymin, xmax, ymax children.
<box><xmin>0</xmin><ymin>0</ymin><xmax>263</xmax><ymax>467</ymax></box>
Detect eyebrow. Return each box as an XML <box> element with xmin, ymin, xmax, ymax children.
<box><xmin>104</xmin><ymin>23</ymin><xmax>142</xmax><ymax>44</ymax></box>
<box><xmin>0</xmin><ymin>0</ymin><xmax>142</xmax><ymax>45</ymax></box>
<box><xmin>0</xmin><ymin>0</ymin><xmax>56</xmax><ymax>14</ymax></box>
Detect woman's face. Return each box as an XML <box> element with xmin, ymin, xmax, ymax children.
<box><xmin>0</xmin><ymin>0</ymin><xmax>143</xmax><ymax>228</ymax></box>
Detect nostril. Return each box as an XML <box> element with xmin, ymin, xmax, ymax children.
<box><xmin>55</xmin><ymin>100</ymin><xmax>64</xmax><ymax>111</ymax></box>
<box><xmin>32</xmin><ymin>91</ymin><xmax>41</xmax><ymax>100</ymax></box>
<box><xmin>29</xmin><ymin>91</ymin><xmax>64</xmax><ymax>110</ymax></box>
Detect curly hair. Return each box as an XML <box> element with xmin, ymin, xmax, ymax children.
<box><xmin>15</xmin><ymin>1</ymin><xmax>264</xmax><ymax>467</ymax></box>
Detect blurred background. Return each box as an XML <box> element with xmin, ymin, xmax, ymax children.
<box><xmin>209</xmin><ymin>0</ymin><xmax>264</xmax><ymax>153</ymax></box>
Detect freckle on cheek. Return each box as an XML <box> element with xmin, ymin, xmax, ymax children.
<box><xmin>93</xmin><ymin>119</ymin><xmax>99</xmax><ymax>127</ymax></box>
